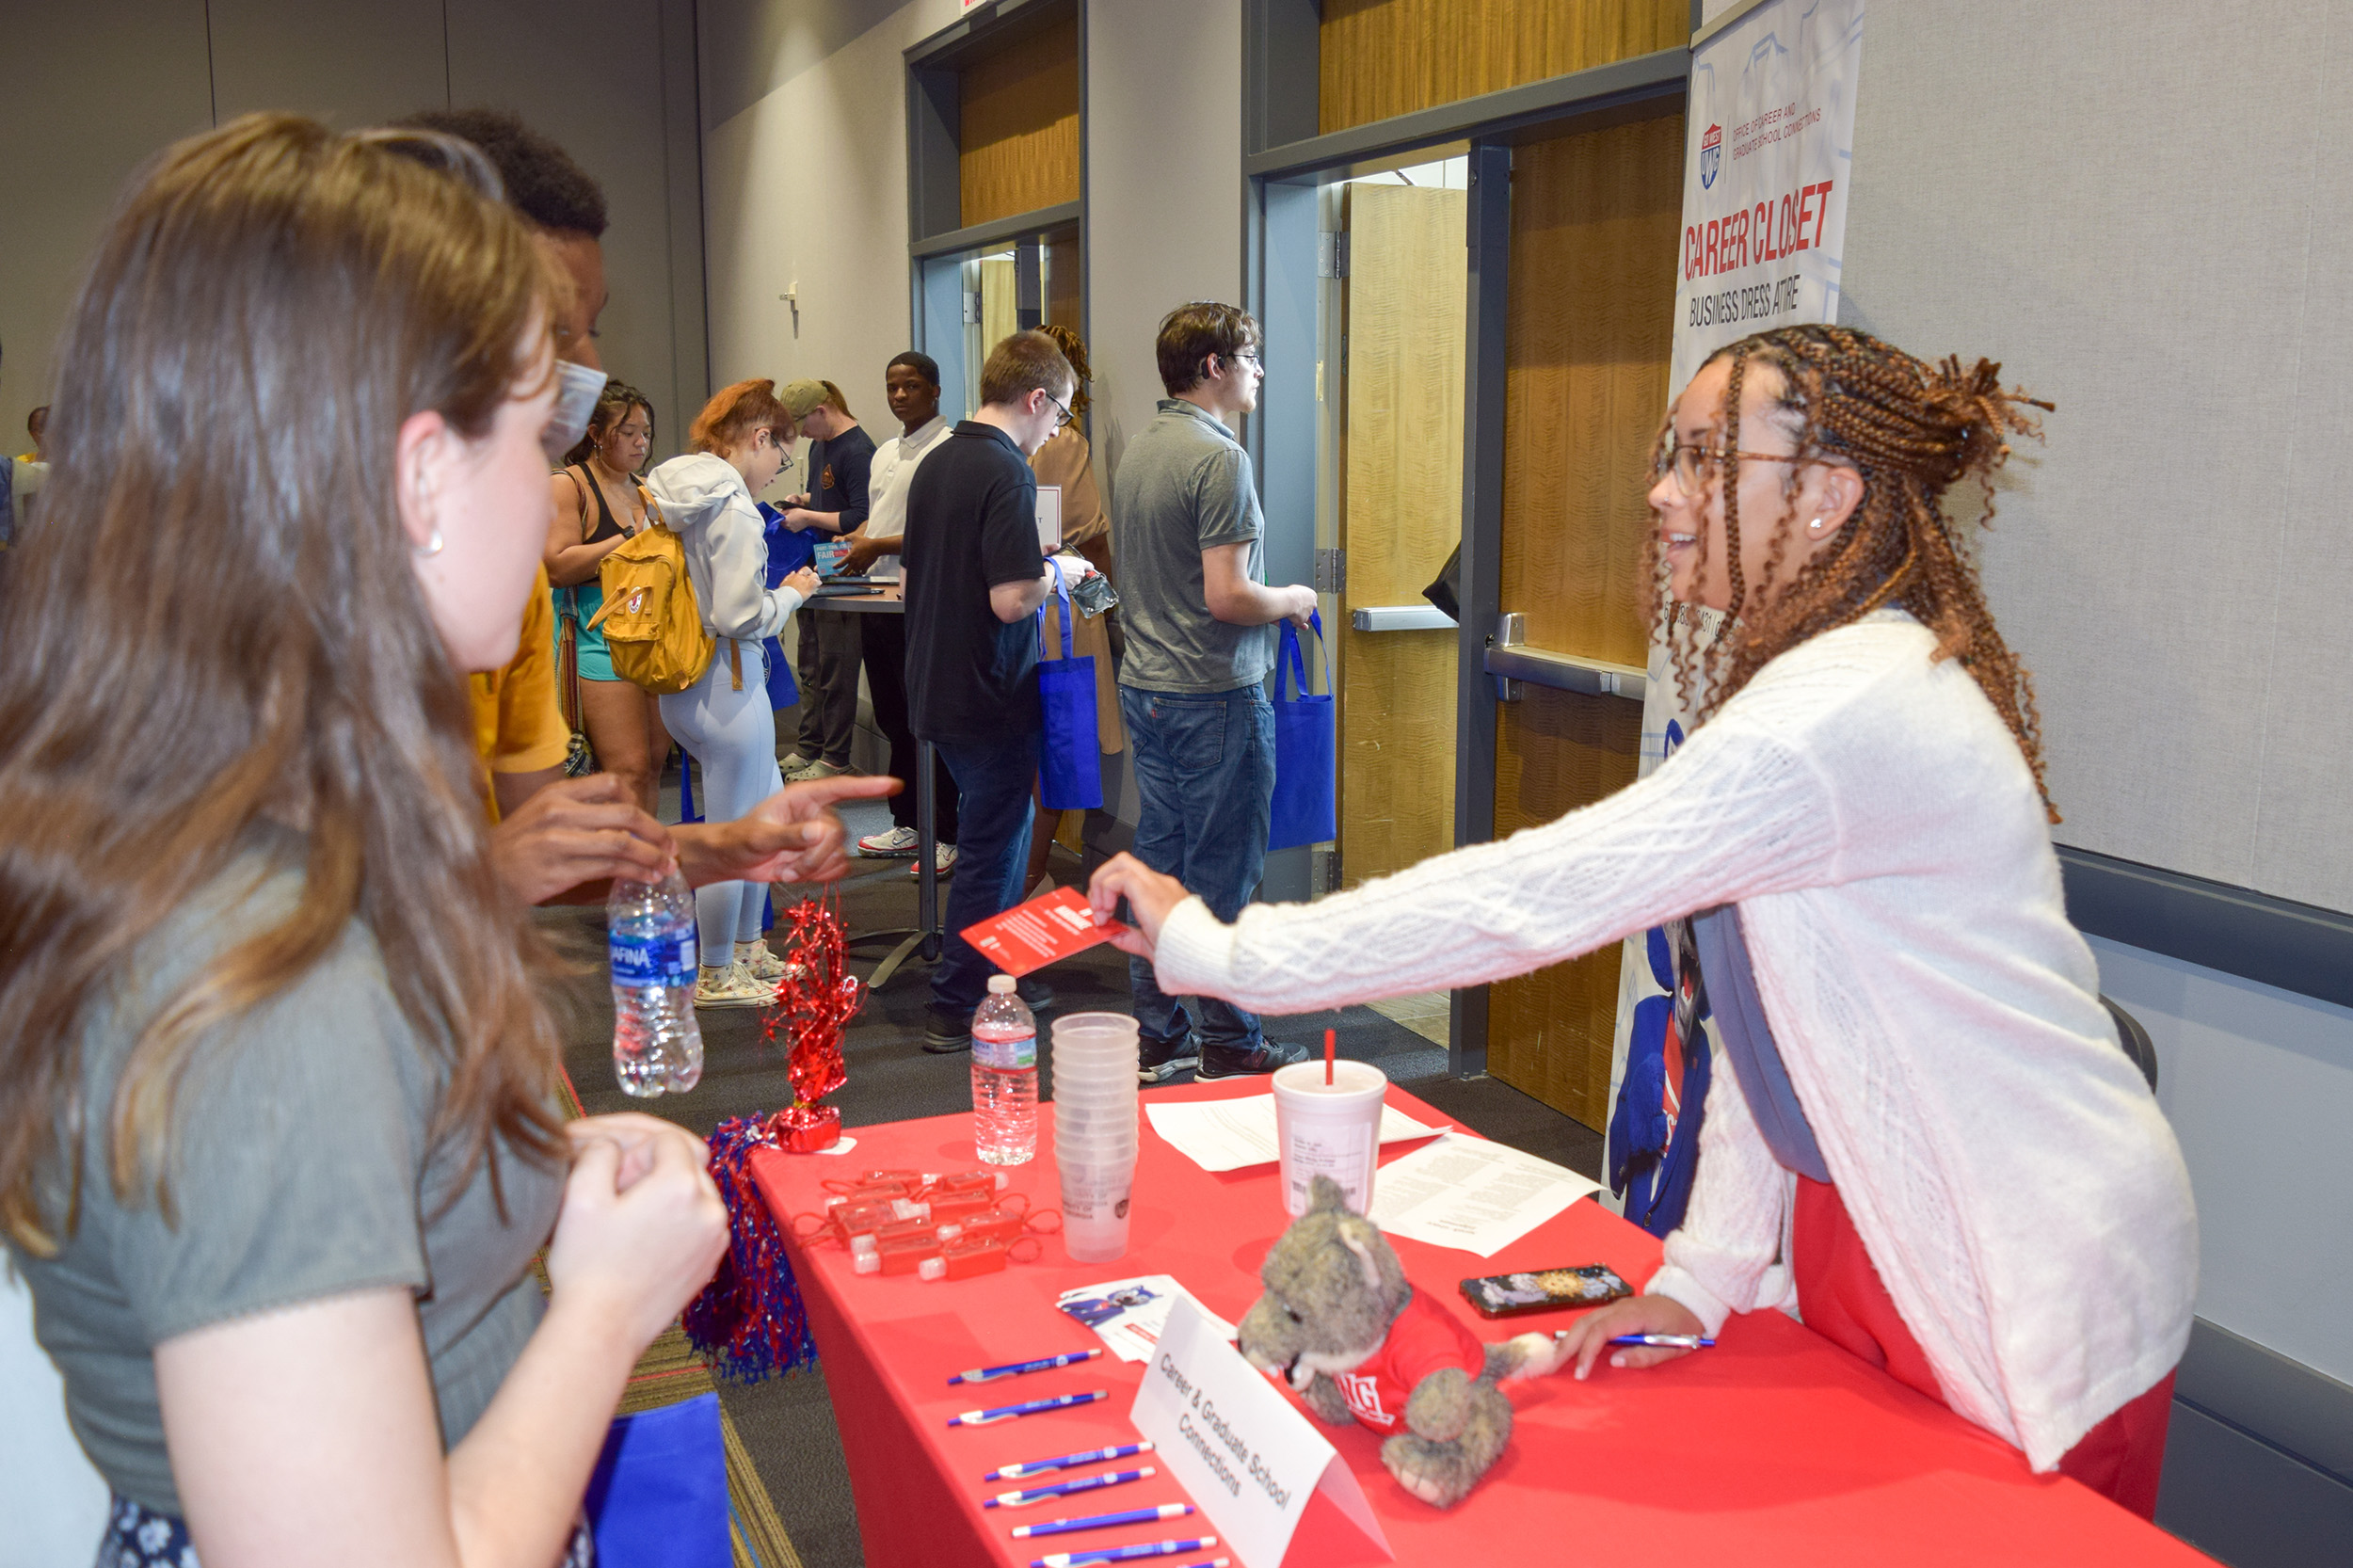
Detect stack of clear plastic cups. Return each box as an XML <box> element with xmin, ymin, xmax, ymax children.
<box><xmin>1049</xmin><ymin>1013</ymin><xmax>1142</xmax><ymax>1263</ymax></box>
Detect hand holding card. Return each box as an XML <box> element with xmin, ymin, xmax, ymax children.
<box><xmin>963</xmin><ymin>888</ymin><xmax>1130</xmax><ymax>978</ymax></box>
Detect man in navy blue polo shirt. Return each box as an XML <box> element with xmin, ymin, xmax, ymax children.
<box><xmin>903</xmin><ymin>331</ymin><xmax>1071</xmax><ymax>1048</ymax></box>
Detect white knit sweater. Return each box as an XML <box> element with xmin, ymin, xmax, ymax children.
<box><xmin>1156</xmin><ymin>613</ymin><xmax>2197</xmax><ymax>1470</ymax></box>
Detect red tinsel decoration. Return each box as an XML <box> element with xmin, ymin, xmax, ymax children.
<box><xmin>681</xmin><ymin>890</ymin><xmax>863</xmax><ymax>1382</ymax></box>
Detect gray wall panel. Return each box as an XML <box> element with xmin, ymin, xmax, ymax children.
<box><xmin>1838</xmin><ymin>0</ymin><xmax>2353</xmax><ymax>915</ymax></box>
<box><xmin>206</xmin><ymin>0</ymin><xmax>448</xmax><ymax>126</ymax></box>
<box><xmin>447</xmin><ymin>0</ymin><xmax>705</xmax><ymax>456</ymax></box>
<box><xmin>0</xmin><ymin>0</ymin><xmax>214</xmax><ymax>435</ymax></box>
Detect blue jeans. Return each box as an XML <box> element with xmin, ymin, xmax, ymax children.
<box><xmin>1119</xmin><ymin>684</ymin><xmax>1276</xmax><ymax>1051</ymax></box>
<box><xmin>931</xmin><ymin>729</ymin><xmax>1041</xmax><ymax>1012</ymax></box>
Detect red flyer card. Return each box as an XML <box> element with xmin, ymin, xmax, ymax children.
<box><xmin>960</xmin><ymin>887</ymin><xmax>1128</xmax><ymax>977</ymax></box>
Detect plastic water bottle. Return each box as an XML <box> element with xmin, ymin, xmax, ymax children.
<box><xmin>970</xmin><ymin>974</ymin><xmax>1037</xmax><ymax>1164</ymax></box>
<box><xmin>609</xmin><ymin>870</ymin><xmax>704</xmax><ymax>1096</ymax></box>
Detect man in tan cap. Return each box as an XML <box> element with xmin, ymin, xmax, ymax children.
<box><xmin>776</xmin><ymin>377</ymin><xmax>874</xmax><ymax>783</ymax></box>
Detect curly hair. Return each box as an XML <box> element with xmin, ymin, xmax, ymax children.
<box><xmin>391</xmin><ymin>107</ymin><xmax>607</xmax><ymax>237</ymax></box>
<box><xmin>1039</xmin><ymin>324</ymin><xmax>1094</xmax><ymax>419</ymax></box>
<box><xmin>1650</xmin><ymin>325</ymin><xmax>2057</xmax><ymax>815</ymax></box>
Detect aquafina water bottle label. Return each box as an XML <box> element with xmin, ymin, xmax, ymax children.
<box><xmin>972</xmin><ymin>1027</ymin><xmax>1036</xmax><ymax>1070</ymax></box>
<box><xmin>611</xmin><ymin>930</ymin><xmax>696</xmax><ymax>988</ymax></box>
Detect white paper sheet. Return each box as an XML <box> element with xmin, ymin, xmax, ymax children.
<box><xmin>1054</xmin><ymin>1275</ymin><xmax>1238</xmax><ymax>1363</ymax></box>
<box><xmin>1144</xmin><ymin>1094</ymin><xmax>1445</xmax><ymax>1174</ymax></box>
<box><xmin>1365</xmin><ymin>1131</ymin><xmax>1602</xmax><ymax>1257</ymax></box>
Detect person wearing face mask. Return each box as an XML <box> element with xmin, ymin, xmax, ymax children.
<box><xmin>0</xmin><ymin>115</ymin><xmax>860</xmax><ymax>1568</ymax></box>
<box><xmin>645</xmin><ymin>382</ymin><xmax>824</xmax><ymax>1009</ymax></box>
<box><xmin>549</xmin><ymin>381</ymin><xmax>670</xmax><ymax>816</ymax></box>
<box><xmin>1089</xmin><ymin>325</ymin><xmax>2196</xmax><ymax>1518</ymax></box>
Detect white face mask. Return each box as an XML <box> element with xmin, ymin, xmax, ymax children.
<box><xmin>541</xmin><ymin>359</ymin><xmax>609</xmax><ymax>465</ymax></box>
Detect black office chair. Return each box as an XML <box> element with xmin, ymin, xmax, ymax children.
<box><xmin>2100</xmin><ymin>995</ymin><xmax>2159</xmax><ymax>1092</ymax></box>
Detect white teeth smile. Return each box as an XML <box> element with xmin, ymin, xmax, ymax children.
<box><xmin>1668</xmin><ymin>533</ymin><xmax>1696</xmax><ymax>545</ymax></box>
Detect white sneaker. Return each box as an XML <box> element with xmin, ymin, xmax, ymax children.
<box><xmin>786</xmin><ymin>758</ymin><xmax>847</xmax><ymax>783</ymax></box>
<box><xmin>735</xmin><ymin>937</ymin><xmax>788</xmax><ymax>983</ymax></box>
<box><xmin>908</xmin><ymin>843</ymin><xmax>959</xmax><ymax>880</ymax></box>
<box><xmin>858</xmin><ymin>824</ymin><xmax>920</xmax><ymax>856</ymax></box>
<box><xmin>694</xmin><ymin>960</ymin><xmax>776</xmax><ymax>1009</ymax></box>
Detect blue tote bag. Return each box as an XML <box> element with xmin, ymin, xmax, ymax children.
<box><xmin>1268</xmin><ymin>612</ymin><xmax>1336</xmax><ymax>851</ymax></box>
<box><xmin>584</xmin><ymin>1392</ymin><xmax>729</xmax><ymax>1568</ymax></box>
<box><xmin>1036</xmin><ymin>558</ymin><xmax>1102</xmax><ymax>810</ymax></box>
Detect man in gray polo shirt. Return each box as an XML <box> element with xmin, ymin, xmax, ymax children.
<box><xmin>1111</xmin><ymin>302</ymin><xmax>1319</xmax><ymax>1081</ymax></box>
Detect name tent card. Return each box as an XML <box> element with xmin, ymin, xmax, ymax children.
<box><xmin>1128</xmin><ymin>1299</ymin><xmax>1391</xmax><ymax>1568</ymax></box>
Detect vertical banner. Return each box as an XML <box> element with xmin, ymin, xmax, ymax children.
<box><xmin>1601</xmin><ymin>0</ymin><xmax>1865</xmax><ymax>1228</ymax></box>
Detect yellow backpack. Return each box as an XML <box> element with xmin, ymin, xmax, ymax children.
<box><xmin>586</xmin><ymin>486</ymin><xmax>715</xmax><ymax>695</ymax></box>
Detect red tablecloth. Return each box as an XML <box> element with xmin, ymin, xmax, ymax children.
<box><xmin>749</xmin><ymin>1080</ymin><xmax>2207</xmax><ymax>1568</ymax></box>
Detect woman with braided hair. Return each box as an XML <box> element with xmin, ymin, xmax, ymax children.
<box><xmin>1090</xmin><ymin>324</ymin><xmax>2196</xmax><ymax>1513</ymax></box>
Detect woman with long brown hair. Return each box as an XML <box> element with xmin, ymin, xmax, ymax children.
<box><xmin>0</xmin><ymin>115</ymin><xmax>769</xmax><ymax>1566</ymax></box>
<box><xmin>549</xmin><ymin>379</ymin><xmax>672</xmax><ymax>814</ymax></box>
<box><xmin>1090</xmin><ymin>325</ymin><xmax>2196</xmax><ymax>1514</ymax></box>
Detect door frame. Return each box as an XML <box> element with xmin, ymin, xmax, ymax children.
<box><xmin>1240</xmin><ymin>19</ymin><xmax>1692</xmax><ymax>1080</ymax></box>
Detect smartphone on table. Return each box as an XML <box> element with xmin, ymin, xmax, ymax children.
<box><xmin>1459</xmin><ymin>1265</ymin><xmax>1633</xmax><ymax>1319</ymax></box>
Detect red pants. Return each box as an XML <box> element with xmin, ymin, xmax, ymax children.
<box><xmin>1792</xmin><ymin>1176</ymin><xmax>2176</xmax><ymax>1519</ymax></box>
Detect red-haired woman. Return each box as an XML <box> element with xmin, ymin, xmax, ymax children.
<box><xmin>0</xmin><ymin>117</ymin><xmax>860</xmax><ymax>1567</ymax></box>
<box><xmin>1091</xmin><ymin>325</ymin><xmax>2195</xmax><ymax>1515</ymax></box>
<box><xmin>646</xmin><ymin>380</ymin><xmax>823</xmax><ymax>1009</ymax></box>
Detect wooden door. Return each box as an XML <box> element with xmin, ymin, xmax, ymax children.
<box><xmin>1486</xmin><ymin>111</ymin><xmax>1685</xmax><ymax>1128</ymax></box>
<box><xmin>1337</xmin><ymin>182</ymin><xmax>1466</xmax><ymax>896</ymax></box>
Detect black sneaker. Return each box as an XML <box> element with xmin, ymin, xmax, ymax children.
<box><xmin>1195</xmin><ymin>1038</ymin><xmax>1313</xmax><ymax>1080</ymax></box>
<box><xmin>922</xmin><ymin>1002</ymin><xmax>973</xmax><ymax>1053</ymax></box>
<box><xmin>1016</xmin><ymin>975</ymin><xmax>1056</xmax><ymax>1013</ymax></box>
<box><xmin>1138</xmin><ymin>1033</ymin><xmax>1199</xmax><ymax>1084</ymax></box>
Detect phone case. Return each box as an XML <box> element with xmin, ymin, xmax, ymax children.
<box><xmin>1458</xmin><ymin>1265</ymin><xmax>1634</xmax><ymax>1318</ymax></box>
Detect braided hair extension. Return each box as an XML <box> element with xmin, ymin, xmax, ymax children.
<box><xmin>1653</xmin><ymin>325</ymin><xmax>2058</xmax><ymax>816</ymax></box>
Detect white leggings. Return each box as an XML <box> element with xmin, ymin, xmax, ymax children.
<box><xmin>658</xmin><ymin>639</ymin><xmax>783</xmax><ymax>966</ymax></box>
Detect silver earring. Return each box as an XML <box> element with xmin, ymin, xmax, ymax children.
<box><xmin>1807</xmin><ymin>518</ymin><xmax>1824</xmax><ymax>532</ymax></box>
<box><xmin>416</xmin><ymin>528</ymin><xmax>444</xmax><ymax>558</ymax></box>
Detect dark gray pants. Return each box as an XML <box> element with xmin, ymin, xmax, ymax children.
<box><xmin>793</xmin><ymin>606</ymin><xmax>862</xmax><ymax>767</ymax></box>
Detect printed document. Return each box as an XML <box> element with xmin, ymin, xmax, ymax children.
<box><xmin>1367</xmin><ymin>1132</ymin><xmax>1602</xmax><ymax>1256</ymax></box>
<box><xmin>1144</xmin><ymin>1095</ymin><xmax>1444</xmax><ymax>1173</ymax></box>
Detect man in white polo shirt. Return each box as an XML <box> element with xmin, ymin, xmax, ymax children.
<box><xmin>844</xmin><ymin>351</ymin><xmax>959</xmax><ymax>872</ymax></box>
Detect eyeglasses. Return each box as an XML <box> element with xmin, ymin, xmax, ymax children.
<box><xmin>1226</xmin><ymin>351</ymin><xmax>1264</xmax><ymax>377</ymax></box>
<box><xmin>1652</xmin><ymin>436</ymin><xmax>1800</xmax><ymax>497</ymax></box>
<box><xmin>1043</xmin><ymin>391</ymin><xmax>1076</xmax><ymax>432</ymax></box>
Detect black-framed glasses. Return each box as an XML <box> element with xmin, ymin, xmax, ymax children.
<box><xmin>1652</xmin><ymin>436</ymin><xmax>1799</xmax><ymax>497</ymax></box>
<box><xmin>1227</xmin><ymin>351</ymin><xmax>1264</xmax><ymax>376</ymax></box>
<box><xmin>1044</xmin><ymin>391</ymin><xmax>1076</xmax><ymax>431</ymax></box>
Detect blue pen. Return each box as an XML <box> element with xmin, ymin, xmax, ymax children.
<box><xmin>1031</xmin><ymin>1539</ymin><xmax>1218</xmax><ymax>1568</ymax></box>
<box><xmin>951</xmin><ymin>1348</ymin><xmax>1105</xmax><ymax>1385</ymax></box>
<box><xmin>986</xmin><ymin>1442</ymin><xmax>1155</xmax><ymax>1481</ymax></box>
<box><xmin>1607</xmin><ymin>1333</ymin><xmax>1715</xmax><ymax>1350</ymax></box>
<box><xmin>986</xmin><ymin>1467</ymin><xmax>1155</xmax><ymax>1509</ymax></box>
<box><xmin>1011</xmin><ymin>1503</ymin><xmax>1193</xmax><ymax>1539</ymax></box>
<box><xmin>949</xmin><ymin>1389</ymin><xmax>1109</xmax><ymax>1427</ymax></box>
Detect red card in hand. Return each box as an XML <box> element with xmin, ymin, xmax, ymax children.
<box><xmin>960</xmin><ymin>888</ymin><xmax>1128</xmax><ymax>977</ymax></box>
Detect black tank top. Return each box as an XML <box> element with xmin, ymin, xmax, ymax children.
<box><xmin>569</xmin><ymin>464</ymin><xmax>626</xmax><ymax>546</ymax></box>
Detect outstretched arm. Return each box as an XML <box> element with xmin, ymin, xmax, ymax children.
<box><xmin>1089</xmin><ymin>718</ymin><xmax>1838</xmax><ymax>1017</ymax></box>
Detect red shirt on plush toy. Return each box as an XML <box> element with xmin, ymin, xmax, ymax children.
<box><xmin>1330</xmin><ymin>1290</ymin><xmax>1489</xmax><ymax>1432</ymax></box>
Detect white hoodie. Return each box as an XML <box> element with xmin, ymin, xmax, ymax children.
<box><xmin>644</xmin><ymin>452</ymin><xmax>805</xmax><ymax>645</ymax></box>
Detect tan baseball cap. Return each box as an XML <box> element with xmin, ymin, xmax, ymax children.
<box><xmin>778</xmin><ymin>378</ymin><xmax>832</xmax><ymax>417</ymax></box>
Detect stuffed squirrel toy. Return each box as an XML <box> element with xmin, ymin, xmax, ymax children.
<box><xmin>1238</xmin><ymin>1176</ymin><xmax>1571</xmax><ymax>1508</ymax></box>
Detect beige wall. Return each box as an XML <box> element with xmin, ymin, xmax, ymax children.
<box><xmin>0</xmin><ymin>0</ymin><xmax>706</xmax><ymax>464</ymax></box>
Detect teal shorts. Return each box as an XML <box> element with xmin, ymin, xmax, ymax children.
<box><xmin>557</xmin><ymin>583</ymin><xmax>618</xmax><ymax>682</ymax></box>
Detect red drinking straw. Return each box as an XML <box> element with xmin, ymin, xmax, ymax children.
<box><xmin>1324</xmin><ymin>1028</ymin><xmax>1336</xmax><ymax>1086</ymax></box>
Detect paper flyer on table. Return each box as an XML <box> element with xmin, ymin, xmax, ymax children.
<box><xmin>1367</xmin><ymin>1132</ymin><xmax>1602</xmax><ymax>1257</ymax></box>
<box><xmin>1144</xmin><ymin>1095</ymin><xmax>1446</xmax><ymax>1173</ymax></box>
<box><xmin>1056</xmin><ymin>1275</ymin><xmax>1237</xmax><ymax>1363</ymax></box>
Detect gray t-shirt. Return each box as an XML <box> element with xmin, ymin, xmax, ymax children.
<box><xmin>1110</xmin><ymin>399</ymin><xmax>1275</xmax><ymax>693</ymax></box>
<box><xmin>9</xmin><ymin>841</ymin><xmax>565</xmax><ymax>1515</ymax></box>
